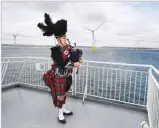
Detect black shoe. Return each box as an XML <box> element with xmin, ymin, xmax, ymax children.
<box><xmin>63</xmin><ymin>111</ymin><xmax>73</xmax><ymax>116</ymax></box>
<box><xmin>58</xmin><ymin>117</ymin><xmax>66</xmax><ymax>124</ymax></box>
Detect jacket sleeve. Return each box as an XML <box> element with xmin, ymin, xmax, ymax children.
<box><xmin>50</xmin><ymin>46</ymin><xmax>74</xmax><ymax>68</ymax></box>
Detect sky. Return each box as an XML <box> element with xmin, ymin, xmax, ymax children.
<box><xmin>2</xmin><ymin>2</ymin><xmax>159</xmax><ymax>48</ymax></box>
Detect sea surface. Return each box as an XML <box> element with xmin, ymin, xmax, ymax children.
<box><xmin>2</xmin><ymin>44</ymin><xmax>159</xmax><ymax>70</ymax></box>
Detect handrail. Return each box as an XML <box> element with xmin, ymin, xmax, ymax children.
<box><xmin>151</xmin><ymin>65</ymin><xmax>159</xmax><ymax>76</ymax></box>
<box><xmin>2</xmin><ymin>56</ymin><xmax>50</xmax><ymax>59</ymax></box>
<box><xmin>83</xmin><ymin>60</ymin><xmax>151</xmax><ymax>68</ymax></box>
<box><xmin>2</xmin><ymin>56</ymin><xmax>152</xmax><ymax>67</ymax></box>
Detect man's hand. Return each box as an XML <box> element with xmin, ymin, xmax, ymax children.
<box><xmin>79</xmin><ymin>57</ymin><xmax>83</xmax><ymax>63</ymax></box>
<box><xmin>73</xmin><ymin>62</ymin><xmax>80</xmax><ymax>68</ymax></box>
<box><xmin>57</xmin><ymin>95</ymin><xmax>65</xmax><ymax>101</ymax></box>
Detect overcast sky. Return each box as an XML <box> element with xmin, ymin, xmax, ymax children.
<box><xmin>2</xmin><ymin>2</ymin><xmax>159</xmax><ymax>48</ymax></box>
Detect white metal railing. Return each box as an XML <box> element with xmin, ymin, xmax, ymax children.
<box><xmin>1</xmin><ymin>56</ymin><xmax>151</xmax><ymax>106</ymax></box>
<box><xmin>1</xmin><ymin>57</ymin><xmax>159</xmax><ymax>128</ymax></box>
<box><xmin>80</xmin><ymin>65</ymin><xmax>149</xmax><ymax>106</ymax></box>
<box><xmin>146</xmin><ymin>67</ymin><xmax>159</xmax><ymax>128</ymax></box>
<box><xmin>1</xmin><ymin>58</ymin><xmax>10</xmax><ymax>83</ymax></box>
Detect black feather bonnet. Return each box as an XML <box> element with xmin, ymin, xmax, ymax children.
<box><xmin>37</xmin><ymin>13</ymin><xmax>67</xmax><ymax>37</ymax></box>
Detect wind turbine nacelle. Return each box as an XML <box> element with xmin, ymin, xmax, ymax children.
<box><xmin>91</xmin><ymin>46</ymin><xmax>96</xmax><ymax>52</ymax></box>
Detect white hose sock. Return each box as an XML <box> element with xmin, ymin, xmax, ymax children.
<box><xmin>58</xmin><ymin>108</ymin><xmax>65</xmax><ymax>120</ymax></box>
<box><xmin>63</xmin><ymin>104</ymin><xmax>71</xmax><ymax>113</ymax></box>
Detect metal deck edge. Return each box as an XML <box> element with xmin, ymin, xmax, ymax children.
<box><xmin>2</xmin><ymin>83</ymin><xmax>19</xmax><ymax>90</ymax></box>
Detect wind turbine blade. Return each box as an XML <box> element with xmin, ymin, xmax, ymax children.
<box><xmin>81</xmin><ymin>26</ymin><xmax>92</xmax><ymax>32</ymax></box>
<box><xmin>94</xmin><ymin>21</ymin><xmax>105</xmax><ymax>32</ymax></box>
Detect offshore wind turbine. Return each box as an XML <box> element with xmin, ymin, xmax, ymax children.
<box><xmin>13</xmin><ymin>33</ymin><xmax>19</xmax><ymax>47</ymax></box>
<box><xmin>82</xmin><ymin>21</ymin><xmax>105</xmax><ymax>51</ymax></box>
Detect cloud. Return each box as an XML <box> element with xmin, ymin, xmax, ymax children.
<box><xmin>85</xmin><ymin>13</ymin><xmax>106</xmax><ymax>25</ymax></box>
<box><xmin>2</xmin><ymin>2</ymin><xmax>159</xmax><ymax>48</ymax></box>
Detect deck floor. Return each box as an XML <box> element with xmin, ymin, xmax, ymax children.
<box><xmin>2</xmin><ymin>87</ymin><xmax>148</xmax><ymax>128</ymax></box>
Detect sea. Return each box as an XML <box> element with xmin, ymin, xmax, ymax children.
<box><xmin>2</xmin><ymin>44</ymin><xmax>159</xmax><ymax>70</ymax></box>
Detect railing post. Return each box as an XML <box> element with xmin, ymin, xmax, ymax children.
<box><xmin>82</xmin><ymin>62</ymin><xmax>89</xmax><ymax>103</ymax></box>
<box><xmin>1</xmin><ymin>60</ymin><xmax>5</xmax><ymax>81</ymax></box>
<box><xmin>17</xmin><ymin>60</ymin><xmax>27</xmax><ymax>83</ymax></box>
<box><xmin>147</xmin><ymin>67</ymin><xmax>152</xmax><ymax>106</ymax></box>
<box><xmin>1</xmin><ymin>58</ymin><xmax>10</xmax><ymax>85</ymax></box>
<box><xmin>146</xmin><ymin>67</ymin><xmax>153</xmax><ymax>128</ymax></box>
<box><xmin>72</xmin><ymin>68</ymin><xmax>77</xmax><ymax>96</ymax></box>
<box><xmin>71</xmin><ymin>69</ymin><xmax>74</xmax><ymax>96</ymax></box>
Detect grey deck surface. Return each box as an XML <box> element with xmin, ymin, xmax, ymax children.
<box><xmin>2</xmin><ymin>87</ymin><xmax>148</xmax><ymax>128</ymax></box>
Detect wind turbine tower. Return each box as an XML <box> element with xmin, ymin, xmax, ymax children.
<box><xmin>13</xmin><ymin>33</ymin><xmax>19</xmax><ymax>47</ymax></box>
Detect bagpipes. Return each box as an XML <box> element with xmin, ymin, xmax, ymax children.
<box><xmin>66</xmin><ymin>39</ymin><xmax>83</xmax><ymax>74</ymax></box>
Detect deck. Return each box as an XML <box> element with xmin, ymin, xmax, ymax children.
<box><xmin>2</xmin><ymin>86</ymin><xmax>148</xmax><ymax>128</ymax></box>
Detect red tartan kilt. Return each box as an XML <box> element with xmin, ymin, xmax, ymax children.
<box><xmin>42</xmin><ymin>67</ymin><xmax>73</xmax><ymax>108</ymax></box>
<box><xmin>53</xmin><ymin>74</ymin><xmax>66</xmax><ymax>96</ymax></box>
<box><xmin>42</xmin><ymin>69</ymin><xmax>53</xmax><ymax>89</ymax></box>
<box><xmin>42</xmin><ymin>69</ymin><xmax>68</xmax><ymax>96</ymax></box>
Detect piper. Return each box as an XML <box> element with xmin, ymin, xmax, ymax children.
<box><xmin>37</xmin><ymin>13</ymin><xmax>83</xmax><ymax>124</ymax></box>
